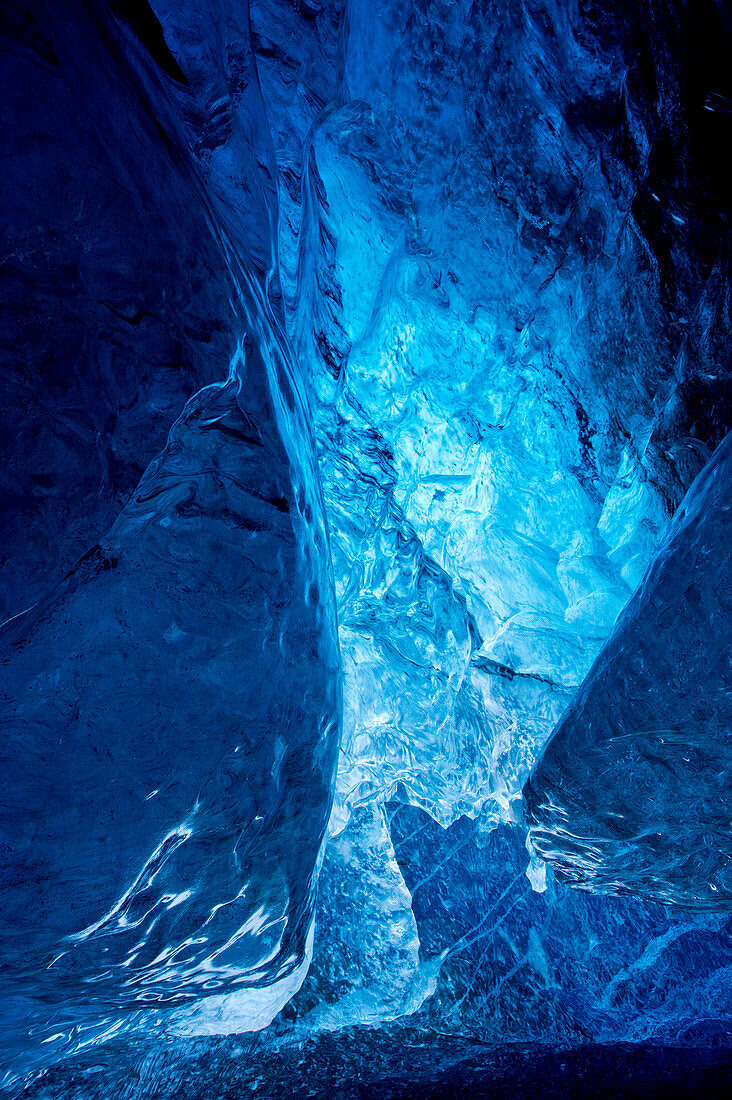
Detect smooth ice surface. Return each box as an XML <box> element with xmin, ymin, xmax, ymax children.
<box><xmin>1</xmin><ymin>352</ymin><xmax>339</xmax><ymax>998</ymax></box>
<box><xmin>524</xmin><ymin>432</ymin><xmax>732</xmax><ymax>909</ymax></box>
<box><xmin>0</xmin><ymin>323</ymin><xmax>341</xmax><ymax>1072</ymax></box>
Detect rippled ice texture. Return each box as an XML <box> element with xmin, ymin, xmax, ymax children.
<box><xmin>525</xmin><ymin>431</ymin><xmax>732</xmax><ymax>909</ymax></box>
<box><xmin>1</xmin><ymin>0</ymin><xmax>339</xmax><ymax>1080</ymax></box>
<box><xmin>1</xmin><ymin>0</ymin><xmax>731</xmax><ymax>1088</ymax></box>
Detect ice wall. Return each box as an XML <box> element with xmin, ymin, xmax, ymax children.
<box><xmin>0</xmin><ymin>0</ymin><xmax>340</xmax><ymax>1080</ymax></box>
<box><xmin>525</xmin><ymin>432</ymin><xmax>732</xmax><ymax>909</ymax></box>
<box><xmin>250</xmin><ymin>0</ymin><xmax>731</xmax><ymax>842</ymax></box>
<box><xmin>1</xmin><ymin>0</ymin><xmax>730</xmax><ymax>1088</ymax></box>
<box><xmin>249</xmin><ymin>0</ymin><xmax>731</xmax><ymax>1037</ymax></box>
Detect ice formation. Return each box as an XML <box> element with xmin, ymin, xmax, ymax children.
<box><xmin>1</xmin><ymin>0</ymin><xmax>340</xmax><ymax>1075</ymax></box>
<box><xmin>1</xmin><ymin>349</ymin><xmax>340</xmax><ymax>1021</ymax></box>
<box><xmin>524</xmin><ymin>431</ymin><xmax>732</xmax><ymax>909</ymax></box>
<box><xmin>0</xmin><ymin>0</ymin><xmax>730</xmax><ymax>1092</ymax></box>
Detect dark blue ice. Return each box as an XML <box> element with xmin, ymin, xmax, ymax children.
<box><xmin>1</xmin><ymin>0</ymin><xmax>730</xmax><ymax>1093</ymax></box>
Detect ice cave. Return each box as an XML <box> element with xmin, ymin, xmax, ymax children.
<box><xmin>0</xmin><ymin>0</ymin><xmax>730</xmax><ymax>1095</ymax></box>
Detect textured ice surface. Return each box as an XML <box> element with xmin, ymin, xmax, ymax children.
<box><xmin>10</xmin><ymin>805</ymin><xmax>732</xmax><ymax>1097</ymax></box>
<box><xmin>283</xmin><ymin>0</ymin><xmax>723</xmax><ymax>842</ymax></box>
<box><xmin>386</xmin><ymin>805</ymin><xmax>731</xmax><ymax>1045</ymax></box>
<box><xmin>524</xmin><ymin>432</ymin><xmax>732</xmax><ymax>909</ymax></box>
<box><xmin>276</xmin><ymin>803</ymin><xmax>438</xmax><ymax>1034</ymax></box>
<box><xmin>0</xmin><ymin>328</ymin><xmax>340</xmax><ymax>1075</ymax></box>
<box><xmin>250</xmin><ymin>0</ymin><xmax>731</xmax><ymax>1047</ymax></box>
<box><xmin>0</xmin><ymin>347</ymin><xmax>339</xmax><ymax>994</ymax></box>
<box><xmin>0</xmin><ymin>0</ymin><xmax>339</xmax><ymax>1082</ymax></box>
<box><xmin>1</xmin><ymin>0</ymin><xmax>731</xmax><ymax>1091</ymax></box>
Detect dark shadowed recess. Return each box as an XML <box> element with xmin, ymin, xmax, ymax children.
<box><xmin>568</xmin><ymin>0</ymin><xmax>732</xmax><ymax>506</ymax></box>
<box><xmin>108</xmin><ymin>0</ymin><xmax>188</xmax><ymax>83</ymax></box>
<box><xmin>14</xmin><ymin>1032</ymin><xmax>732</xmax><ymax>1099</ymax></box>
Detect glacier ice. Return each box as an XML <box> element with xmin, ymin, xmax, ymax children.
<box><xmin>387</xmin><ymin>805</ymin><xmax>731</xmax><ymax>1046</ymax></box>
<box><xmin>0</xmin><ymin>338</ymin><xmax>340</xmax><ymax>1057</ymax></box>
<box><xmin>1</xmin><ymin>0</ymin><xmax>731</xmax><ymax>1091</ymax></box>
<box><xmin>277</xmin><ymin>802</ymin><xmax>439</xmax><ymax>1034</ymax></box>
<box><xmin>524</xmin><ymin>431</ymin><xmax>732</xmax><ymax>909</ymax></box>
<box><xmin>288</xmin><ymin>14</ymin><xmax>680</xmax><ymax>841</ymax></box>
<box><xmin>0</xmin><ymin>0</ymin><xmax>340</xmax><ymax>1079</ymax></box>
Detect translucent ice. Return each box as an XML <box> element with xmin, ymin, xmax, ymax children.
<box><xmin>525</xmin><ymin>434</ymin><xmax>732</xmax><ymax>909</ymax></box>
<box><xmin>0</xmin><ymin>0</ymin><xmax>340</xmax><ymax>1078</ymax></box>
<box><xmin>0</xmin><ymin>343</ymin><xmax>340</xmax><ymax>1078</ymax></box>
<box><xmin>2</xmin><ymin>0</ymin><xmax>731</xmax><ymax>1088</ymax></box>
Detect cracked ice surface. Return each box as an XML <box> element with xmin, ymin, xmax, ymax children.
<box><xmin>287</xmin><ymin>8</ymin><xmax>675</xmax><ymax>834</ymax></box>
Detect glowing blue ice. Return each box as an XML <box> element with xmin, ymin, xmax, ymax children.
<box><xmin>1</xmin><ymin>0</ymin><xmax>731</xmax><ymax>1090</ymax></box>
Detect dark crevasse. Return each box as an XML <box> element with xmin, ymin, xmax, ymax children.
<box><xmin>1</xmin><ymin>0</ymin><xmax>731</xmax><ymax>1094</ymax></box>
